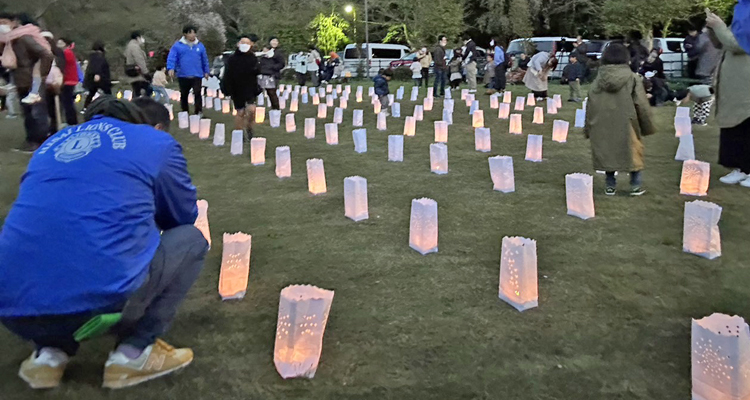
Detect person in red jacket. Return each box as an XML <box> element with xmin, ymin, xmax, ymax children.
<box><xmin>56</xmin><ymin>37</ymin><xmax>78</xmax><ymax>126</ymax></box>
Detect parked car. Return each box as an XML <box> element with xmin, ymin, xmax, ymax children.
<box><xmin>652</xmin><ymin>38</ymin><xmax>687</xmax><ymax>78</ymax></box>
<box><xmin>342</xmin><ymin>43</ymin><xmax>411</xmax><ymax>77</ymax></box>
<box><xmin>585</xmin><ymin>40</ymin><xmax>611</xmax><ymax>62</ymax></box>
<box><xmin>507</xmin><ymin>37</ymin><xmax>582</xmax><ymax>79</ymax></box>
<box><xmin>210</xmin><ymin>51</ymin><xmax>234</xmax><ymax>77</ymax></box>
<box><xmin>389</xmin><ymin>47</ymin><xmax>489</xmax><ymax>78</ymax></box>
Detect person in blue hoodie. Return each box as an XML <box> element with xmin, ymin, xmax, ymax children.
<box><xmin>0</xmin><ymin>96</ymin><xmax>209</xmax><ymax>390</ymax></box>
<box><xmin>373</xmin><ymin>68</ymin><xmax>393</xmax><ymax>115</ymax></box>
<box><xmin>166</xmin><ymin>25</ymin><xmax>210</xmax><ymax>116</ymax></box>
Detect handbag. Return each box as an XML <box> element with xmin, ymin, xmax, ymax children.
<box><xmin>124</xmin><ymin>64</ymin><xmax>140</xmax><ymax>77</ymax></box>
<box><xmin>46</xmin><ymin>61</ymin><xmax>63</xmax><ymax>88</ymax></box>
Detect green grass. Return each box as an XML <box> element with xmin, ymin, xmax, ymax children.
<box><xmin>1</xmin><ymin>83</ymin><xmax>749</xmax><ymax>399</ymax></box>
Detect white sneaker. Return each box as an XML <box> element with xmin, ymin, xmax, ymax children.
<box><xmin>740</xmin><ymin>177</ymin><xmax>750</xmax><ymax>188</ymax></box>
<box><xmin>719</xmin><ymin>169</ymin><xmax>748</xmax><ymax>185</ymax></box>
<box><xmin>21</xmin><ymin>93</ymin><xmax>42</xmax><ymax>104</ymax></box>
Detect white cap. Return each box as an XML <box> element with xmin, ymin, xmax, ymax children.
<box><xmin>644</xmin><ymin>71</ymin><xmax>656</xmax><ymax>79</ymax></box>
<box><xmin>40</xmin><ymin>31</ymin><xmax>54</xmax><ymax>39</ymax></box>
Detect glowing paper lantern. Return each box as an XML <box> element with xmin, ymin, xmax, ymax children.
<box><xmin>411</xmin><ymin>86</ymin><xmax>419</xmax><ymax>102</ymax></box>
<box><xmin>675</xmin><ymin>116</ymin><xmax>692</xmax><ymax>137</ymax></box>
<box><xmin>214</xmin><ymin>98</ymin><xmax>222</xmax><ymax>110</ymax></box>
<box><xmin>368</xmin><ymin>87</ymin><xmax>375</xmax><ymax>97</ymax></box>
<box><xmin>178</xmin><ymin>112</ymin><xmax>189</xmax><ymax>129</ymax></box>
<box><xmin>423</xmin><ymin>97</ymin><xmax>434</xmax><ymax>112</ymax></box>
<box><xmin>250</xmin><ymin>137</ymin><xmax>266</xmax><ymax>166</ymax></box>
<box><xmin>403</xmin><ymin>116</ymin><xmax>417</xmax><ymax>137</ymax></box>
<box><xmin>301</xmin><ymin>86</ymin><xmax>309</xmax><ymax>95</ymax></box>
<box><xmin>303</xmin><ymin>118</ymin><xmax>316</xmax><ymax>140</ymax></box>
<box><xmin>301</xmin><ymin>93</ymin><xmax>308</xmax><ymax>104</ymax></box>
<box><xmin>213</xmin><ymin>123</ymin><xmax>225</xmax><ymax>146</ymax></box>
<box><xmin>325</xmin><ymin>84</ymin><xmax>332</xmax><ymax>94</ymax></box>
<box><xmin>269</xmin><ymin>110</ymin><xmax>281</xmax><ymax>128</ymax></box>
<box><xmin>547</xmin><ymin>98</ymin><xmax>558</xmax><ymax>115</ymax></box>
<box><xmin>199</xmin><ymin>119</ymin><xmax>211</xmax><ymax>140</ymax></box>
<box><xmin>123</xmin><ymin>90</ymin><xmax>133</xmax><ymax>101</ymax></box>
<box><xmin>222</xmin><ymin>100</ymin><xmax>231</xmax><ymax>114</ymax></box>
<box><xmin>344</xmin><ymin>176</ymin><xmax>370</xmax><ymax>222</ymax></box>
<box><xmin>312</xmin><ymin>94</ymin><xmax>320</xmax><ymax>105</ymax></box>
<box><xmin>676</xmin><ymin>133</ymin><xmax>696</xmax><ymax>161</ymax></box>
<box><xmin>391</xmin><ymin>102</ymin><xmax>401</xmax><ymax>118</ymax></box>
<box><xmin>339</xmin><ymin>98</ymin><xmax>348</xmax><ymax>110</ymax></box>
<box><xmin>683</xmin><ymin>201</ymin><xmax>722</xmax><ymax>259</ymax></box>
<box><xmin>336</xmin><ymin>84</ymin><xmax>342</xmax><ymax>94</ymax></box>
<box><xmin>443</xmin><ymin>99</ymin><xmax>454</xmax><ymax>113</ymax></box>
<box><xmin>306</xmin><ymin>159</ymin><xmax>327</xmax><ymax>195</ymax></box>
<box><xmin>461</xmin><ymin>89</ymin><xmax>469</xmax><ymax>100</ymax></box>
<box><xmin>319</xmin><ymin>87</ymin><xmax>326</xmax><ymax>98</ymax></box>
<box><xmin>329</xmin><ymin>107</ymin><xmax>342</xmax><ymax>124</ymax></box>
<box><xmin>388</xmin><ymin>135</ymin><xmax>404</xmax><ymax>162</ymax></box>
<box><xmin>680</xmin><ymin>160</ymin><xmax>710</xmax><ymax>196</ymax></box>
<box><xmin>188</xmin><ymin>115</ymin><xmax>201</xmax><ymax>134</ymax></box>
<box><xmin>490</xmin><ymin>95</ymin><xmax>499</xmax><ymax>109</ymax></box>
<box><xmin>509</xmin><ymin>114</ymin><xmax>523</xmax><ymax>134</ymax></box>
<box><xmin>427</xmin><ymin>87</ymin><xmax>434</xmax><ymax>98</ymax></box>
<box><xmin>414</xmin><ymin>105</ymin><xmax>424</xmax><ymax>121</ymax></box>
<box><xmin>230</xmin><ymin>130</ymin><xmax>243</xmax><ymax>155</ymax></box>
<box><xmin>465</xmin><ymin>94</ymin><xmax>475</xmax><ymax>108</ymax></box>
<box><xmin>256</xmin><ymin>107</ymin><xmax>266</xmax><ymax>124</ymax></box>
<box><xmin>525</xmin><ymin>135</ymin><xmax>543</xmax><ymax>162</ymax></box>
<box><xmin>469</xmin><ymin>100</ymin><xmax>479</xmax><ymax>116</ymax></box>
<box><xmin>325</xmin><ymin>95</ymin><xmax>334</xmax><ymax>108</ymax></box>
<box><xmin>553</xmin><ymin>94</ymin><xmax>562</xmax><ymax>109</ymax></box>
<box><xmin>527</xmin><ymin>93</ymin><xmax>536</xmax><ymax>107</ymax></box>
<box><xmin>532</xmin><ymin>107</ymin><xmax>544</xmax><ymax>124</ymax></box>
<box><xmin>195</xmin><ymin>200</ymin><xmax>211</xmax><ymax>247</ymax></box>
<box><xmin>289</xmin><ymin>99</ymin><xmax>298</xmax><ymax>112</ymax></box>
<box><xmin>552</xmin><ymin>120</ymin><xmax>569</xmax><ymax>143</ymax></box>
<box><xmin>377</xmin><ymin>112</ymin><xmax>387</xmax><ymax>131</ymax></box>
<box><xmin>475</xmin><ymin>128</ymin><xmax>491</xmax><ymax>152</ymax></box>
<box><xmin>276</xmin><ymin>146</ymin><xmax>292</xmax><ymax>178</ymax></box>
<box><xmin>498</xmin><ymin>103</ymin><xmax>511</xmax><ymax>120</ymax></box>
<box><xmin>445</xmin><ymin>89</ymin><xmax>452</xmax><ymax>99</ymax></box>
<box><xmin>205</xmin><ymin>96</ymin><xmax>213</xmax><ymax>109</ymax></box>
<box><xmin>273</xmin><ymin>285</ymin><xmax>334</xmax><ymax>379</ymax></box>
<box><xmin>691</xmin><ymin>313</ymin><xmax>750</xmax><ymax>399</ymax></box>
<box><xmin>430</xmin><ymin>143</ymin><xmax>448</xmax><ymax>175</ymax></box>
<box><xmin>409</xmin><ymin>198</ymin><xmax>438</xmax><ymax>255</ymax></box>
<box><xmin>218</xmin><ymin>232</ymin><xmax>252</xmax><ymax>300</ymax></box>
<box><xmin>356</xmin><ymin>86</ymin><xmax>363</xmax><ymax>102</ymax></box>
<box><xmin>325</xmin><ymin>123</ymin><xmax>338</xmax><ymax>145</ymax></box>
<box><xmin>353</xmin><ymin>129</ymin><xmax>367</xmax><ymax>153</ymax></box>
<box><xmin>489</xmin><ymin>156</ymin><xmax>515</xmax><ymax>193</ymax></box>
<box><xmin>388</xmin><ymin>94</ymin><xmax>394</xmax><ymax>105</ymax></box>
<box><xmin>434</xmin><ymin>121</ymin><xmax>449</xmax><ymax>143</ymax></box>
<box><xmin>565</xmin><ymin>173</ymin><xmax>595</xmax><ymax>220</ymax></box>
<box><xmin>286</xmin><ymin>114</ymin><xmax>296</xmax><ymax>133</ymax></box>
<box><xmin>498</xmin><ymin>236</ymin><xmax>538</xmax><ymax>312</ymax></box>
<box><xmin>514</xmin><ymin>96</ymin><xmax>525</xmax><ymax>111</ymax></box>
<box><xmin>278</xmin><ymin>98</ymin><xmax>286</xmax><ymax>111</ymax></box>
<box><xmin>353</xmin><ymin>110</ymin><xmax>364</xmax><ymax>127</ymax></box>
<box><xmin>472</xmin><ymin>110</ymin><xmax>484</xmax><ymax>128</ymax></box>
<box><xmin>373</xmin><ymin>101</ymin><xmax>381</xmax><ymax>115</ymax></box>
<box><xmin>259</xmin><ymin>94</ymin><xmax>266</xmax><ymax>106</ymax></box>
<box><xmin>502</xmin><ymin>91</ymin><xmax>512</xmax><ymax>104</ymax></box>
<box><xmin>188</xmin><ymin>93</ymin><xmax>195</xmax><ymax>105</ymax></box>
<box><xmin>676</xmin><ymin>106</ymin><xmax>691</xmax><ymax>119</ymax></box>
<box><xmin>442</xmin><ymin>109</ymin><xmax>453</xmax><ymax>125</ymax></box>
<box><xmin>575</xmin><ymin>109</ymin><xmax>586</xmax><ymax>128</ymax></box>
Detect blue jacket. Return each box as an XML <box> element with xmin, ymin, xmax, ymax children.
<box><xmin>373</xmin><ymin>75</ymin><xmax>389</xmax><ymax>97</ymax></box>
<box><xmin>494</xmin><ymin>46</ymin><xmax>506</xmax><ymax>67</ymax></box>
<box><xmin>0</xmin><ymin>117</ymin><xmax>199</xmax><ymax>316</ymax></box>
<box><xmin>166</xmin><ymin>38</ymin><xmax>210</xmax><ymax>78</ymax></box>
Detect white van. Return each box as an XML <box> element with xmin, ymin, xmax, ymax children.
<box><xmin>652</xmin><ymin>38</ymin><xmax>687</xmax><ymax>78</ymax></box>
<box><xmin>342</xmin><ymin>43</ymin><xmax>411</xmax><ymax>77</ymax></box>
<box><xmin>507</xmin><ymin>37</ymin><xmax>582</xmax><ymax>79</ymax></box>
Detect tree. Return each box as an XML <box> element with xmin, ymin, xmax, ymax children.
<box><xmin>370</xmin><ymin>0</ymin><xmax>466</xmax><ymax>48</ymax></box>
<box><xmin>603</xmin><ymin>0</ymin><xmax>693</xmax><ymax>40</ymax></box>
<box><xmin>309</xmin><ymin>13</ymin><xmax>350</xmax><ymax>53</ymax></box>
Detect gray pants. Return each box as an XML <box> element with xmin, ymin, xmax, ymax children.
<box><xmin>465</xmin><ymin>62</ymin><xmax>477</xmax><ymax>91</ymax></box>
<box><xmin>5</xmin><ymin>84</ymin><xmax>20</xmax><ymax>117</ymax></box>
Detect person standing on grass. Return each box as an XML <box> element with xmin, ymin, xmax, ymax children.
<box><xmin>41</xmin><ymin>31</ymin><xmax>65</xmax><ymax>132</ymax></box>
<box><xmin>684</xmin><ymin>27</ymin><xmax>701</xmax><ymax>79</ymax></box>
<box><xmin>167</xmin><ymin>26</ymin><xmax>210</xmax><ymax>116</ymax></box>
<box><xmin>223</xmin><ymin>34</ymin><xmax>261</xmax><ymax>141</ymax></box>
<box><xmin>492</xmin><ymin>37</ymin><xmax>507</xmax><ymax>94</ymax></box>
<box><xmin>410</xmin><ymin>59</ymin><xmax>423</xmax><ymax>87</ymax></box>
<box><xmin>417</xmin><ymin>46</ymin><xmax>431</xmax><ymax>88</ymax></box>
<box><xmin>0</xmin><ymin>96</ymin><xmax>208</xmax><ymax>390</ymax></box>
<box><xmin>125</xmin><ymin>31</ymin><xmax>151</xmax><ymax>98</ymax></box>
<box><xmin>56</xmin><ymin>38</ymin><xmax>78</xmax><ymax>127</ymax></box>
<box><xmin>562</xmin><ymin>54</ymin><xmax>585</xmax><ymax>102</ymax></box>
<box><xmin>483</xmin><ymin>53</ymin><xmax>495</xmax><ymax>93</ymax></box>
<box><xmin>307</xmin><ymin>45</ymin><xmax>322</xmax><ymax>87</ymax></box>
<box><xmin>705</xmin><ymin>8</ymin><xmax>750</xmax><ymax>187</ymax></box>
<box><xmin>83</xmin><ymin>40</ymin><xmax>111</xmax><ymax>110</ymax></box>
<box><xmin>258</xmin><ymin>36</ymin><xmax>285</xmax><ymax>110</ymax></box>
<box><xmin>584</xmin><ymin>43</ymin><xmax>655</xmax><ymax>197</ymax></box>
<box><xmin>373</xmin><ymin>68</ymin><xmax>392</xmax><ymax>115</ymax></box>
<box><xmin>432</xmin><ymin>35</ymin><xmax>448</xmax><ymax>98</ymax></box>
<box><xmin>462</xmin><ymin>34</ymin><xmax>478</xmax><ymax>92</ymax></box>
<box><xmin>696</xmin><ymin>26</ymin><xmax>722</xmax><ymax>84</ymax></box>
<box><xmin>0</xmin><ymin>12</ymin><xmax>54</xmax><ymax>152</ymax></box>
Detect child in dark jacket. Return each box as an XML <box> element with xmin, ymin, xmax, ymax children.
<box><xmin>373</xmin><ymin>69</ymin><xmax>393</xmax><ymax>114</ymax></box>
<box><xmin>562</xmin><ymin>55</ymin><xmax>585</xmax><ymax>102</ymax></box>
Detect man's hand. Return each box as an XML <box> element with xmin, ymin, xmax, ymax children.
<box><xmin>168</xmin><ymin>70</ymin><xmax>175</xmax><ymax>78</ymax></box>
<box><xmin>94</xmin><ymin>74</ymin><xmax>101</xmax><ymax>82</ymax></box>
<box><xmin>705</xmin><ymin>12</ymin><xmax>726</xmax><ymax>30</ymax></box>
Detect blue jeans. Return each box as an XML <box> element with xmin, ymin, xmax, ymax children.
<box><xmin>1</xmin><ymin>225</ymin><xmax>208</xmax><ymax>355</ymax></box>
<box><xmin>606</xmin><ymin>171</ymin><xmax>642</xmax><ymax>188</ymax></box>
<box><xmin>153</xmin><ymin>86</ymin><xmax>169</xmax><ymax>104</ymax></box>
<box><xmin>433</xmin><ymin>68</ymin><xmax>447</xmax><ymax>97</ymax></box>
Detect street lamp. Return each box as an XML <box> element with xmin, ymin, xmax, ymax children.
<box><xmin>344</xmin><ymin>5</ymin><xmax>356</xmax><ymax>43</ymax></box>
<box><xmin>344</xmin><ymin>2</ymin><xmax>369</xmax><ymax>77</ymax></box>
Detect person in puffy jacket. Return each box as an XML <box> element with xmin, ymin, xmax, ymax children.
<box><xmin>222</xmin><ymin>34</ymin><xmax>261</xmax><ymax>141</ymax></box>
<box><xmin>166</xmin><ymin>26</ymin><xmax>210</xmax><ymax>116</ymax></box>
<box><xmin>257</xmin><ymin>36</ymin><xmax>285</xmax><ymax>110</ymax></box>
<box><xmin>83</xmin><ymin>40</ymin><xmax>111</xmax><ymax>109</ymax></box>
<box><xmin>372</xmin><ymin>68</ymin><xmax>392</xmax><ymax>114</ymax></box>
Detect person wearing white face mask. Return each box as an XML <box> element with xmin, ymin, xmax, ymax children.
<box><xmin>124</xmin><ymin>31</ymin><xmax>151</xmax><ymax>98</ymax></box>
<box><xmin>222</xmin><ymin>34</ymin><xmax>261</xmax><ymax>142</ymax></box>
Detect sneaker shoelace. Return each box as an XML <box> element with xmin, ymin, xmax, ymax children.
<box><xmin>154</xmin><ymin>339</ymin><xmax>175</xmax><ymax>354</ymax></box>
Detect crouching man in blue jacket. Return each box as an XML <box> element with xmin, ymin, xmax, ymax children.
<box><xmin>0</xmin><ymin>96</ymin><xmax>209</xmax><ymax>390</ymax></box>
<box><xmin>167</xmin><ymin>25</ymin><xmax>210</xmax><ymax>117</ymax></box>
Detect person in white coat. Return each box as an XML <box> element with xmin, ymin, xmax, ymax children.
<box><xmin>523</xmin><ymin>51</ymin><xmax>558</xmax><ymax>101</ymax></box>
<box><xmin>307</xmin><ymin>46</ymin><xmax>321</xmax><ymax>87</ymax></box>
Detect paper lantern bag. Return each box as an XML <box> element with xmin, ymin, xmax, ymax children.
<box><xmin>353</xmin><ymin>129</ymin><xmax>367</xmax><ymax>153</ymax></box>
<box><xmin>251</xmin><ymin>137</ymin><xmax>266</xmax><ymax>165</ymax></box>
<box><xmin>499</xmin><ymin>236</ymin><xmax>538</xmax><ymax>312</ymax></box>
<box><xmin>675</xmin><ymin>133</ymin><xmax>696</xmax><ymax>161</ymax></box>
<box><xmin>691</xmin><ymin>313</ymin><xmax>750</xmax><ymax>400</ymax></box>
<box><xmin>325</xmin><ymin>123</ymin><xmax>339</xmax><ymax>145</ymax></box>
<box><xmin>274</xmin><ymin>285</ymin><xmax>334</xmax><ymax>379</ymax></box>
<box><xmin>681</xmin><ymin>160</ymin><xmax>711</xmax><ymax>196</ymax></box>
<box><xmin>475</xmin><ymin>128</ymin><xmax>491</xmax><ymax>152</ymax></box>
<box><xmin>218</xmin><ymin>232</ymin><xmax>252</xmax><ymax>300</ymax></box>
<box><xmin>194</xmin><ymin>200</ymin><xmax>211</xmax><ymax>248</ymax></box>
<box><xmin>552</xmin><ymin>120</ymin><xmax>569</xmax><ymax>143</ymax></box>
<box><xmin>566</xmin><ymin>173</ymin><xmax>595</xmax><ymax>220</ymax></box>
<box><xmin>498</xmin><ymin>103</ymin><xmax>511</xmax><ymax>120</ymax></box>
<box><xmin>509</xmin><ymin>114</ymin><xmax>522</xmax><ymax>134</ymax></box>
<box><xmin>403</xmin><ymin>116</ymin><xmax>416</xmax><ymax>136</ymax></box>
<box><xmin>230</xmin><ymin>130</ymin><xmax>243</xmax><ymax>155</ymax></box>
<box><xmin>213</xmin><ymin>123</ymin><xmax>225</xmax><ymax>146</ymax></box>
<box><xmin>430</xmin><ymin>143</ymin><xmax>448</xmax><ymax>175</ymax></box>
<box><xmin>389</xmin><ymin>135</ymin><xmax>404</xmax><ymax>162</ymax></box>
<box><xmin>276</xmin><ymin>146</ymin><xmax>292</xmax><ymax>178</ymax></box>
<box><xmin>344</xmin><ymin>176</ymin><xmax>369</xmax><ymax>221</ymax></box>
<box><xmin>306</xmin><ymin>159</ymin><xmax>327</xmax><ymax>195</ymax></box>
<box><xmin>489</xmin><ymin>156</ymin><xmax>515</xmax><ymax>193</ymax></box>
<box><xmin>683</xmin><ymin>200</ymin><xmax>722</xmax><ymax>260</ymax></box>
<box><xmin>525</xmin><ymin>135</ymin><xmax>543</xmax><ymax>162</ymax></box>
<box><xmin>409</xmin><ymin>198</ymin><xmax>438</xmax><ymax>255</ymax></box>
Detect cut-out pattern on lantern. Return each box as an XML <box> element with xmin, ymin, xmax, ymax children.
<box><xmin>469</xmin><ymin>100</ymin><xmax>479</xmax><ymax>116</ymax></box>
<box><xmin>490</xmin><ymin>95</ymin><xmax>499</xmax><ymax>109</ymax></box>
<box><xmin>434</xmin><ymin>121</ymin><xmax>449</xmax><ymax>143</ymax></box>
<box><xmin>230</xmin><ymin>130</ymin><xmax>243</xmax><ymax>155</ymax></box>
<box><xmin>509</xmin><ymin>114</ymin><xmax>523</xmax><ymax>134</ymax></box>
<box><xmin>499</xmin><ymin>236</ymin><xmax>538</xmax><ymax>312</ymax></box>
<box><xmin>575</xmin><ymin>109</ymin><xmax>586</xmax><ymax>128</ymax></box>
<box><xmin>195</xmin><ymin>200</ymin><xmax>211</xmax><ymax>248</ymax></box>
<box><xmin>443</xmin><ymin>99</ymin><xmax>454</xmax><ymax>113</ymax></box>
<box><xmin>255</xmin><ymin>107</ymin><xmax>266</xmax><ymax>123</ymax></box>
<box><xmin>430</xmin><ymin>143</ymin><xmax>448</xmax><ymax>175</ymax></box>
<box><xmin>675</xmin><ymin>116</ymin><xmax>692</xmax><ymax>137</ymax></box>
<box><xmin>389</xmin><ymin>135</ymin><xmax>404</xmax><ymax>162</ymax></box>
<box><xmin>566</xmin><ymin>173</ymin><xmax>595</xmax><ymax>220</ymax></box>
<box><xmin>532</xmin><ymin>107</ymin><xmax>544</xmax><ymax>124</ymax></box>
<box><xmin>691</xmin><ymin>313</ymin><xmax>750</xmax><ymax>400</ymax></box>
<box><xmin>525</xmin><ymin>135</ymin><xmax>543</xmax><ymax>162</ymax></box>
<box><xmin>270</xmin><ymin>110</ymin><xmax>281</xmax><ymax>128</ymax></box>
<box><xmin>218</xmin><ymin>232</ymin><xmax>252</xmax><ymax>300</ymax></box>
<box><xmin>527</xmin><ymin>93</ymin><xmax>536</xmax><ymax>107</ymax></box>
<box><xmin>424</xmin><ymin>97</ymin><xmax>434</xmax><ymax>111</ymax></box>
<box><xmin>676</xmin><ymin>133</ymin><xmax>696</xmax><ymax>161</ymax></box>
<box><xmin>344</xmin><ymin>176</ymin><xmax>369</xmax><ymax>221</ymax></box>
<box><xmin>489</xmin><ymin>156</ymin><xmax>515</xmax><ymax>193</ymax></box>
<box><xmin>514</xmin><ymin>96</ymin><xmax>525</xmax><ymax>111</ymax></box>
<box><xmin>472</xmin><ymin>110</ymin><xmax>485</xmax><ymax>128</ymax></box>
<box><xmin>250</xmin><ymin>137</ymin><xmax>266</xmax><ymax>165</ymax></box>
<box><xmin>391</xmin><ymin>102</ymin><xmax>401</xmax><ymax>118</ymax></box>
<box><xmin>503</xmin><ymin>91</ymin><xmax>512</xmax><ymax>104</ymax></box>
<box><xmin>404</xmin><ymin>116</ymin><xmax>416</xmax><ymax>136</ymax></box>
<box><xmin>306</xmin><ymin>159</ymin><xmax>327</xmax><ymax>195</ymax></box>
<box><xmin>547</xmin><ymin>98</ymin><xmax>558</xmax><ymax>115</ymax></box>
<box><xmin>681</xmin><ymin>160</ymin><xmax>710</xmax><ymax>196</ymax></box>
<box><xmin>377</xmin><ymin>112</ymin><xmax>387</xmax><ymax>131</ymax></box>
<box><xmin>276</xmin><ymin>146</ymin><xmax>292</xmax><ymax>178</ymax></box>
<box><xmin>475</xmin><ymin>128</ymin><xmax>491</xmax><ymax>152</ymax></box>
<box><xmin>352</xmin><ymin>110</ymin><xmax>364</xmax><ymax>127</ymax></box>
<box><xmin>199</xmin><ymin>119</ymin><xmax>211</xmax><ymax>140</ymax></box>
<box><xmin>189</xmin><ymin>115</ymin><xmax>200</xmax><ymax>134</ymax></box>
<box><xmin>414</xmin><ymin>105</ymin><xmax>424</xmax><ymax>121</ymax></box>
<box><xmin>286</xmin><ymin>114</ymin><xmax>296</xmax><ymax>133</ymax></box>
<box><xmin>498</xmin><ymin>103</ymin><xmax>511</xmax><ymax>120</ymax></box>
<box><xmin>442</xmin><ymin>109</ymin><xmax>453</xmax><ymax>125</ymax></box>
<box><xmin>213</xmin><ymin>123</ymin><xmax>225</xmax><ymax>146</ymax></box>
<box><xmin>325</xmin><ymin>123</ymin><xmax>338</xmax><ymax>145</ymax></box>
<box><xmin>552</xmin><ymin>120</ymin><xmax>569</xmax><ymax>143</ymax></box>
<box><xmin>304</xmin><ymin>118</ymin><xmax>316</xmax><ymax>139</ymax></box>
<box><xmin>411</xmin><ymin>86</ymin><xmax>419</xmax><ymax>101</ymax></box>
<box><xmin>273</xmin><ymin>285</ymin><xmax>334</xmax><ymax>379</ymax></box>
<box><xmin>353</xmin><ymin>129</ymin><xmax>367</xmax><ymax>153</ymax></box>
<box><xmin>683</xmin><ymin>200</ymin><xmax>722</xmax><ymax>259</ymax></box>
<box><xmin>553</xmin><ymin>94</ymin><xmax>562</xmax><ymax>109</ymax></box>
<box><xmin>178</xmin><ymin>112</ymin><xmax>189</xmax><ymax>129</ymax></box>
<box><xmin>409</xmin><ymin>198</ymin><xmax>438</xmax><ymax>255</ymax></box>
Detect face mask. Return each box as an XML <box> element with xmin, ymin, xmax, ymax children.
<box><xmin>239</xmin><ymin>44</ymin><xmax>251</xmax><ymax>53</ymax></box>
<box><xmin>0</xmin><ymin>25</ymin><xmax>11</xmax><ymax>34</ymax></box>
<box><xmin>490</xmin><ymin>40</ymin><xmax>495</xmax><ymax>47</ymax></box>
<box><xmin>139</xmin><ymin>37</ymin><xmax>146</xmax><ymax>45</ymax></box>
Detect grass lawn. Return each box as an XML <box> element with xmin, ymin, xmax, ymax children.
<box><xmin>0</xmin><ymin>81</ymin><xmax>749</xmax><ymax>400</ymax></box>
